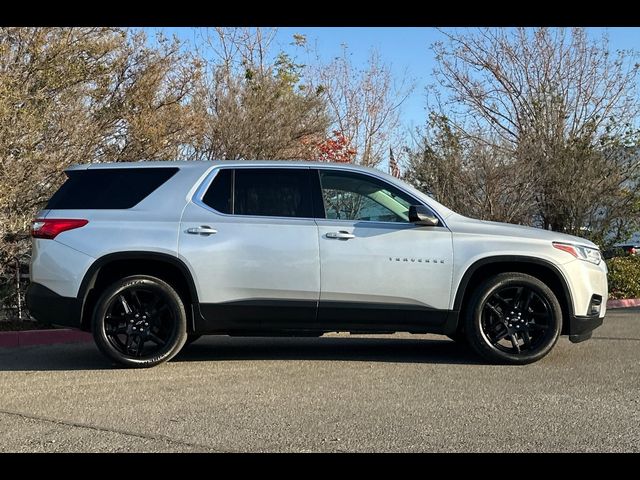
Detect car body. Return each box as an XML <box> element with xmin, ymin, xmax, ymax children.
<box><xmin>603</xmin><ymin>243</ymin><xmax>639</xmax><ymax>259</ymax></box>
<box><xmin>26</xmin><ymin>161</ymin><xmax>608</xmax><ymax>366</ymax></box>
<box><xmin>615</xmin><ymin>244</ymin><xmax>638</xmax><ymax>256</ymax></box>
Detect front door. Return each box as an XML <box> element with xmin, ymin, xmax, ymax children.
<box><xmin>314</xmin><ymin>168</ymin><xmax>453</xmax><ymax>331</ymax></box>
<box><xmin>179</xmin><ymin>167</ymin><xmax>320</xmax><ymax>332</ymax></box>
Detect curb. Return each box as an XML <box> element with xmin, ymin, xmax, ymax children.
<box><xmin>0</xmin><ymin>329</ymin><xmax>92</xmax><ymax>349</ymax></box>
<box><xmin>606</xmin><ymin>298</ymin><xmax>640</xmax><ymax>309</ymax></box>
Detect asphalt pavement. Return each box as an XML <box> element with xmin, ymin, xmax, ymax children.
<box><xmin>0</xmin><ymin>308</ymin><xmax>638</xmax><ymax>452</ymax></box>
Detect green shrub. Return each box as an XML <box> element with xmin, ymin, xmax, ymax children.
<box><xmin>606</xmin><ymin>255</ymin><xmax>640</xmax><ymax>299</ymax></box>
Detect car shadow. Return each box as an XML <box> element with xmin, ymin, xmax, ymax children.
<box><xmin>174</xmin><ymin>336</ymin><xmax>483</xmax><ymax>365</ymax></box>
<box><xmin>0</xmin><ymin>336</ymin><xmax>483</xmax><ymax>372</ymax></box>
<box><xmin>0</xmin><ymin>342</ymin><xmax>108</xmax><ymax>371</ymax></box>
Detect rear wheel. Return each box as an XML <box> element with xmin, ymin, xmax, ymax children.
<box><xmin>464</xmin><ymin>273</ymin><xmax>562</xmax><ymax>365</ymax></box>
<box><xmin>92</xmin><ymin>275</ymin><xmax>188</xmax><ymax>368</ymax></box>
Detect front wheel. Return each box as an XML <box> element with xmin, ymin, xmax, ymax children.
<box><xmin>464</xmin><ymin>273</ymin><xmax>562</xmax><ymax>365</ymax></box>
<box><xmin>92</xmin><ymin>275</ymin><xmax>188</xmax><ymax>368</ymax></box>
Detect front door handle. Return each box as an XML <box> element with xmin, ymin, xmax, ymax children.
<box><xmin>326</xmin><ymin>231</ymin><xmax>355</xmax><ymax>240</ymax></box>
<box><xmin>186</xmin><ymin>226</ymin><xmax>218</xmax><ymax>235</ymax></box>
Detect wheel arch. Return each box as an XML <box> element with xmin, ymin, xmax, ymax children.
<box><xmin>77</xmin><ymin>251</ymin><xmax>201</xmax><ymax>332</ymax></box>
<box><xmin>452</xmin><ymin>256</ymin><xmax>574</xmax><ymax>335</ymax></box>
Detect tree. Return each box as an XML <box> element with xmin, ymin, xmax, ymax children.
<box><xmin>189</xmin><ymin>28</ymin><xmax>330</xmax><ymax>161</ymax></box>
<box><xmin>0</xmin><ymin>28</ymin><xmax>201</xmax><ymax>227</ymax></box>
<box><xmin>0</xmin><ymin>27</ymin><xmax>202</xmax><ymax>316</ymax></box>
<box><xmin>89</xmin><ymin>30</ymin><xmax>204</xmax><ymax>162</ymax></box>
<box><xmin>313</xmin><ymin>130</ymin><xmax>356</xmax><ymax>163</ymax></box>
<box><xmin>407</xmin><ymin>113</ymin><xmax>536</xmax><ymax>224</ymax></box>
<box><xmin>416</xmin><ymin>27</ymin><xmax>640</xmax><ymax>243</ymax></box>
<box><xmin>310</xmin><ymin>46</ymin><xmax>412</xmax><ymax>167</ymax></box>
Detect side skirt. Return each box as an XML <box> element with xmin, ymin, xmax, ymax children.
<box><xmin>196</xmin><ymin>299</ymin><xmax>458</xmax><ymax>335</ymax></box>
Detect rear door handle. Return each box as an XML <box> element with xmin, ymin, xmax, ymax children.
<box><xmin>326</xmin><ymin>231</ymin><xmax>355</xmax><ymax>240</ymax></box>
<box><xmin>186</xmin><ymin>226</ymin><xmax>218</xmax><ymax>235</ymax></box>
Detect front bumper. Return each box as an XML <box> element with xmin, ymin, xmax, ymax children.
<box><xmin>26</xmin><ymin>282</ymin><xmax>82</xmax><ymax>329</ymax></box>
<box><xmin>567</xmin><ymin>314</ymin><xmax>603</xmax><ymax>343</ymax></box>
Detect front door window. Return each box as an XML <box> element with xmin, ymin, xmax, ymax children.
<box><xmin>318</xmin><ymin>170</ymin><xmax>414</xmax><ymax>222</ymax></box>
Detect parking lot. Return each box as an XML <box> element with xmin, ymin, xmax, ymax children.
<box><xmin>0</xmin><ymin>308</ymin><xmax>638</xmax><ymax>452</ymax></box>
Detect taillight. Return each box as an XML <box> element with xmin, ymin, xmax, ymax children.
<box><xmin>631</xmin><ymin>247</ymin><xmax>637</xmax><ymax>255</ymax></box>
<box><xmin>31</xmin><ymin>218</ymin><xmax>88</xmax><ymax>239</ymax></box>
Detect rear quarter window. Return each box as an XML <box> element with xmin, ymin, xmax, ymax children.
<box><xmin>46</xmin><ymin>167</ymin><xmax>179</xmax><ymax>209</ymax></box>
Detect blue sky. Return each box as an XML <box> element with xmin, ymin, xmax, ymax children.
<box><xmin>150</xmin><ymin>27</ymin><xmax>640</xmax><ymax>134</ymax></box>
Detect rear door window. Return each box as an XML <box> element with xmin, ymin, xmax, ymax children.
<box><xmin>202</xmin><ymin>168</ymin><xmax>314</xmax><ymax>218</ymax></box>
<box><xmin>202</xmin><ymin>169</ymin><xmax>233</xmax><ymax>214</ymax></box>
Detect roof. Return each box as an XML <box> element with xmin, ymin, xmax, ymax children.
<box><xmin>64</xmin><ymin>159</ymin><xmax>389</xmax><ymax>176</ymax></box>
<box><xmin>67</xmin><ymin>160</ymin><xmax>380</xmax><ymax>172</ymax></box>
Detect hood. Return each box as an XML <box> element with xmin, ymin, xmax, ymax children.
<box><xmin>446</xmin><ymin>213</ymin><xmax>599</xmax><ymax>248</ymax></box>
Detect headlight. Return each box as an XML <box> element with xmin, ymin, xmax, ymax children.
<box><xmin>552</xmin><ymin>242</ymin><xmax>602</xmax><ymax>265</ymax></box>
<box><xmin>575</xmin><ymin>245</ymin><xmax>602</xmax><ymax>265</ymax></box>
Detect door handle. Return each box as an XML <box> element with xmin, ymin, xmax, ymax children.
<box><xmin>326</xmin><ymin>231</ymin><xmax>355</xmax><ymax>240</ymax></box>
<box><xmin>186</xmin><ymin>226</ymin><xmax>218</xmax><ymax>235</ymax></box>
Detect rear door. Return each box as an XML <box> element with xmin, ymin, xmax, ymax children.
<box><xmin>179</xmin><ymin>166</ymin><xmax>321</xmax><ymax>332</ymax></box>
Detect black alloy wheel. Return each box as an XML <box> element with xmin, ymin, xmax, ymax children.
<box><xmin>464</xmin><ymin>273</ymin><xmax>562</xmax><ymax>364</ymax></box>
<box><xmin>92</xmin><ymin>275</ymin><xmax>187</xmax><ymax>367</ymax></box>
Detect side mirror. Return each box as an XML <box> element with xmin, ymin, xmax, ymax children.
<box><xmin>409</xmin><ymin>205</ymin><xmax>439</xmax><ymax>226</ymax></box>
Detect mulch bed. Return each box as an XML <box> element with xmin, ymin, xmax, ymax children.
<box><xmin>0</xmin><ymin>320</ymin><xmax>57</xmax><ymax>332</ymax></box>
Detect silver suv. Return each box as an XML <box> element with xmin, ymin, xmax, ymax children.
<box><xmin>26</xmin><ymin>161</ymin><xmax>607</xmax><ymax>367</ymax></box>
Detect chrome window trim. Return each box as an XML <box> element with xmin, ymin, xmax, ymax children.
<box><xmin>191</xmin><ymin>164</ymin><xmax>448</xmax><ymax>229</ymax></box>
<box><xmin>314</xmin><ymin>217</ymin><xmax>450</xmax><ymax>230</ymax></box>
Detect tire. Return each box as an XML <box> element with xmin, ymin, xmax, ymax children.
<box><xmin>464</xmin><ymin>273</ymin><xmax>562</xmax><ymax>365</ymax></box>
<box><xmin>92</xmin><ymin>275</ymin><xmax>188</xmax><ymax>368</ymax></box>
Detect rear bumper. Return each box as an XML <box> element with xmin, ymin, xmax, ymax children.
<box><xmin>26</xmin><ymin>282</ymin><xmax>82</xmax><ymax>329</ymax></box>
<box><xmin>568</xmin><ymin>314</ymin><xmax>604</xmax><ymax>343</ymax></box>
